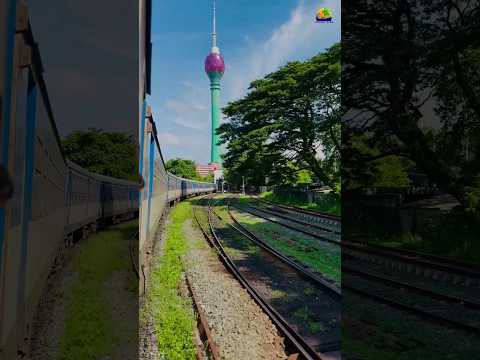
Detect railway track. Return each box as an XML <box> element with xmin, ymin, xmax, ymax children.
<box><xmin>231</xmin><ymin>197</ymin><xmax>480</xmax><ymax>335</ymax></box>
<box><xmin>257</xmin><ymin>198</ymin><xmax>340</xmax><ymax>222</ymax></box>
<box><xmin>239</xmin><ymin>201</ymin><xmax>480</xmax><ymax>283</ymax></box>
<box><xmin>252</xmin><ymin>200</ymin><xmax>340</xmax><ymax>235</ymax></box>
<box><xmin>211</xmin><ymin>202</ymin><xmax>341</xmax><ymax>355</ymax></box>
<box><xmin>192</xmin><ymin>196</ymin><xmax>340</xmax><ymax>360</ymax></box>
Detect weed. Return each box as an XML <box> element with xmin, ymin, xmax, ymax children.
<box><xmin>60</xmin><ymin>221</ymin><xmax>137</xmax><ymax>360</ymax></box>
<box><xmin>145</xmin><ymin>202</ymin><xmax>196</xmax><ymax>360</ymax></box>
<box><xmin>309</xmin><ymin>322</ymin><xmax>325</xmax><ymax>333</ymax></box>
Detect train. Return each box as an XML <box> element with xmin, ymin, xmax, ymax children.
<box><xmin>0</xmin><ymin>10</ymin><xmax>140</xmax><ymax>358</ymax></box>
<box><xmin>138</xmin><ymin>0</ymin><xmax>216</xmax><ymax>294</ymax></box>
<box><xmin>0</xmin><ymin>1</ymin><xmax>215</xmax><ymax>357</ymax></box>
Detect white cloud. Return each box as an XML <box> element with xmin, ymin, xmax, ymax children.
<box><xmin>153</xmin><ymin>0</ymin><xmax>340</xmax><ymax>162</ymax></box>
<box><xmin>172</xmin><ymin>117</ymin><xmax>206</xmax><ymax>130</ymax></box>
<box><xmin>157</xmin><ymin>132</ymin><xmax>180</xmax><ymax>145</ymax></box>
<box><xmin>163</xmin><ymin>99</ymin><xmax>209</xmax><ymax>130</ymax></box>
<box><xmin>166</xmin><ymin>99</ymin><xmax>206</xmax><ymax>113</ymax></box>
<box><xmin>224</xmin><ymin>0</ymin><xmax>340</xmax><ymax>101</ymax></box>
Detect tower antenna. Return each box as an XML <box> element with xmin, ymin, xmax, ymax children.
<box><xmin>212</xmin><ymin>0</ymin><xmax>219</xmax><ymax>53</ymax></box>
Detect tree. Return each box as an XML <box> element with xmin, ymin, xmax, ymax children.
<box><xmin>344</xmin><ymin>134</ymin><xmax>412</xmax><ymax>189</ymax></box>
<box><xmin>165</xmin><ymin>158</ymin><xmax>197</xmax><ymax>179</ymax></box>
<box><xmin>343</xmin><ymin>0</ymin><xmax>480</xmax><ymax>208</ymax></box>
<box><xmin>218</xmin><ymin>44</ymin><xmax>341</xmax><ymax>192</ymax></box>
<box><xmin>165</xmin><ymin>158</ymin><xmax>213</xmax><ymax>182</ymax></box>
<box><xmin>62</xmin><ymin>128</ymin><xmax>137</xmax><ymax>181</ymax></box>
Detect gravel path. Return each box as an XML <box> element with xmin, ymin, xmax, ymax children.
<box><xmin>28</xmin><ymin>245</ymin><xmax>73</xmax><ymax>360</ymax></box>
<box><xmin>102</xmin><ymin>271</ymin><xmax>138</xmax><ymax>359</ymax></box>
<box><xmin>28</xmin><ymin>223</ymin><xmax>139</xmax><ymax>360</ymax></box>
<box><xmin>183</xmin><ymin>218</ymin><xmax>287</xmax><ymax>360</ymax></box>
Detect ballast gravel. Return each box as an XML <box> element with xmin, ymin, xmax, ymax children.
<box><xmin>182</xmin><ymin>219</ymin><xmax>287</xmax><ymax>360</ymax></box>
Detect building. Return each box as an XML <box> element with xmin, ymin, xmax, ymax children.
<box><xmin>196</xmin><ymin>163</ymin><xmax>219</xmax><ymax>178</ymax></box>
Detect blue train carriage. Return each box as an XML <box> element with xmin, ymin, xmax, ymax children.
<box><xmin>0</xmin><ymin>7</ymin><xmax>140</xmax><ymax>356</ymax></box>
<box><xmin>65</xmin><ymin>161</ymin><xmax>138</xmax><ymax>243</ymax></box>
<box><xmin>0</xmin><ymin>7</ymin><xmax>70</xmax><ymax>356</ymax></box>
<box><xmin>90</xmin><ymin>171</ymin><xmax>139</xmax><ymax>225</ymax></box>
<box><xmin>65</xmin><ymin>161</ymin><xmax>101</xmax><ymax>242</ymax></box>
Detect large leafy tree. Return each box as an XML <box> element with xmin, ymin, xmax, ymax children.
<box><xmin>165</xmin><ymin>158</ymin><xmax>213</xmax><ymax>182</ymax></box>
<box><xmin>165</xmin><ymin>158</ymin><xmax>197</xmax><ymax>179</ymax></box>
<box><xmin>62</xmin><ymin>128</ymin><xmax>137</xmax><ymax>181</ymax></box>
<box><xmin>218</xmin><ymin>44</ymin><xmax>341</xmax><ymax>192</ymax></box>
<box><xmin>343</xmin><ymin>0</ymin><xmax>480</xmax><ymax>208</ymax></box>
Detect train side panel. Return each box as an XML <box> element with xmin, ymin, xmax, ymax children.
<box><xmin>26</xmin><ymin>87</ymin><xmax>68</xmax><ymax>328</ymax></box>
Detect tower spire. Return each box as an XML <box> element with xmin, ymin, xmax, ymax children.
<box><xmin>211</xmin><ymin>0</ymin><xmax>219</xmax><ymax>54</ymax></box>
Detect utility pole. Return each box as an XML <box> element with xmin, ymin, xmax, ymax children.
<box><xmin>242</xmin><ymin>176</ymin><xmax>245</xmax><ymax>195</ymax></box>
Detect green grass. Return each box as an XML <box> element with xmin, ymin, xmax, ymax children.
<box><xmin>343</xmin><ymin>292</ymin><xmax>480</xmax><ymax>359</ymax></box>
<box><xmin>354</xmin><ymin>209</ymin><xmax>480</xmax><ymax>265</ymax></box>
<box><xmin>231</xmin><ymin>209</ymin><xmax>340</xmax><ymax>283</ymax></box>
<box><xmin>144</xmin><ymin>202</ymin><xmax>196</xmax><ymax>360</ymax></box>
<box><xmin>293</xmin><ymin>307</ymin><xmax>326</xmax><ymax>334</ymax></box>
<box><xmin>260</xmin><ymin>191</ymin><xmax>341</xmax><ymax>215</ymax></box>
<box><xmin>60</xmin><ymin>221</ymin><xmax>137</xmax><ymax>360</ymax></box>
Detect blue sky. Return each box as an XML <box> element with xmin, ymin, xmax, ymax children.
<box><xmin>149</xmin><ymin>0</ymin><xmax>340</xmax><ymax>164</ymax></box>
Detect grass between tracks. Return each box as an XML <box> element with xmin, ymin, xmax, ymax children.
<box><xmin>144</xmin><ymin>201</ymin><xmax>196</xmax><ymax>360</ymax></box>
<box><xmin>259</xmin><ymin>191</ymin><xmax>341</xmax><ymax>215</ymax></box>
<box><xmin>60</xmin><ymin>220</ymin><xmax>138</xmax><ymax>360</ymax></box>
<box><xmin>342</xmin><ymin>292</ymin><xmax>480</xmax><ymax>360</ymax></box>
<box><xmin>229</xmin><ymin>205</ymin><xmax>341</xmax><ymax>283</ymax></box>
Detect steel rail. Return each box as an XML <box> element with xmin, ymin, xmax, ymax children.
<box><xmin>191</xmin><ymin>197</ymin><xmax>324</xmax><ymax>360</ymax></box>
<box><xmin>342</xmin><ymin>265</ymin><xmax>480</xmax><ymax>310</ymax></box>
<box><xmin>233</xmin><ymin>204</ymin><xmax>339</xmax><ymax>245</ymax></box>
<box><xmin>220</xmin><ymin>201</ymin><xmax>341</xmax><ymax>352</ymax></box>
<box><xmin>234</xmin><ymin>203</ymin><xmax>480</xmax><ymax>280</ymax></box>
<box><xmin>257</xmin><ymin>198</ymin><xmax>340</xmax><ymax>222</ymax></box>
<box><xmin>248</xmin><ymin>204</ymin><xmax>340</xmax><ymax>234</ymax></box>
<box><xmin>225</xmin><ymin>205</ymin><xmax>341</xmax><ymax>298</ymax></box>
<box><xmin>183</xmin><ymin>271</ymin><xmax>221</xmax><ymax>360</ymax></box>
<box><xmin>342</xmin><ymin>282</ymin><xmax>480</xmax><ymax>335</ymax></box>
<box><xmin>232</xmin><ymin>201</ymin><xmax>480</xmax><ymax>333</ymax></box>
<box><xmin>231</xmin><ymin>204</ymin><xmax>480</xmax><ymax>309</ymax></box>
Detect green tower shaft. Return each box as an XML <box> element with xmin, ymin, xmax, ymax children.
<box><xmin>209</xmin><ymin>72</ymin><xmax>222</xmax><ymax>164</ymax></box>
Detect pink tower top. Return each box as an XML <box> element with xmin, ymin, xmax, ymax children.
<box><xmin>205</xmin><ymin>52</ymin><xmax>225</xmax><ymax>74</ymax></box>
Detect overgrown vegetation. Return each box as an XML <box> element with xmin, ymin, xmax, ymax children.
<box><xmin>343</xmin><ymin>0</ymin><xmax>480</xmax><ymax>208</ymax></box>
<box><xmin>144</xmin><ymin>202</ymin><xmax>196</xmax><ymax>360</ymax></box>
<box><xmin>365</xmin><ymin>210</ymin><xmax>480</xmax><ymax>265</ymax></box>
<box><xmin>232</xmin><ymin>208</ymin><xmax>340</xmax><ymax>283</ymax></box>
<box><xmin>218</xmin><ymin>44</ymin><xmax>340</xmax><ymax>192</ymax></box>
<box><xmin>60</xmin><ymin>221</ymin><xmax>138</xmax><ymax>359</ymax></box>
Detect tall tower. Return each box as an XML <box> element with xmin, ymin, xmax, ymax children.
<box><xmin>205</xmin><ymin>0</ymin><xmax>225</xmax><ymax>167</ymax></box>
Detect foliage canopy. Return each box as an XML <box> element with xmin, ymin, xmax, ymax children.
<box><xmin>218</xmin><ymin>44</ymin><xmax>341</xmax><ymax>192</ymax></box>
<box><xmin>165</xmin><ymin>158</ymin><xmax>213</xmax><ymax>182</ymax></box>
<box><xmin>62</xmin><ymin>128</ymin><xmax>137</xmax><ymax>181</ymax></box>
<box><xmin>343</xmin><ymin>0</ymin><xmax>480</xmax><ymax>209</ymax></box>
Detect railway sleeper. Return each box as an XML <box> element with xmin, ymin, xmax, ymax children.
<box><xmin>351</xmin><ymin>252</ymin><xmax>480</xmax><ymax>289</ymax></box>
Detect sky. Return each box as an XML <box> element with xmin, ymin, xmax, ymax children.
<box><xmin>26</xmin><ymin>0</ymin><xmax>138</xmax><ymax>139</ymax></box>
<box><xmin>149</xmin><ymin>0</ymin><xmax>341</xmax><ymax>164</ymax></box>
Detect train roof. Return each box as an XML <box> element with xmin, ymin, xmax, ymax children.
<box><xmin>66</xmin><ymin>160</ymin><xmax>139</xmax><ymax>187</ymax></box>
